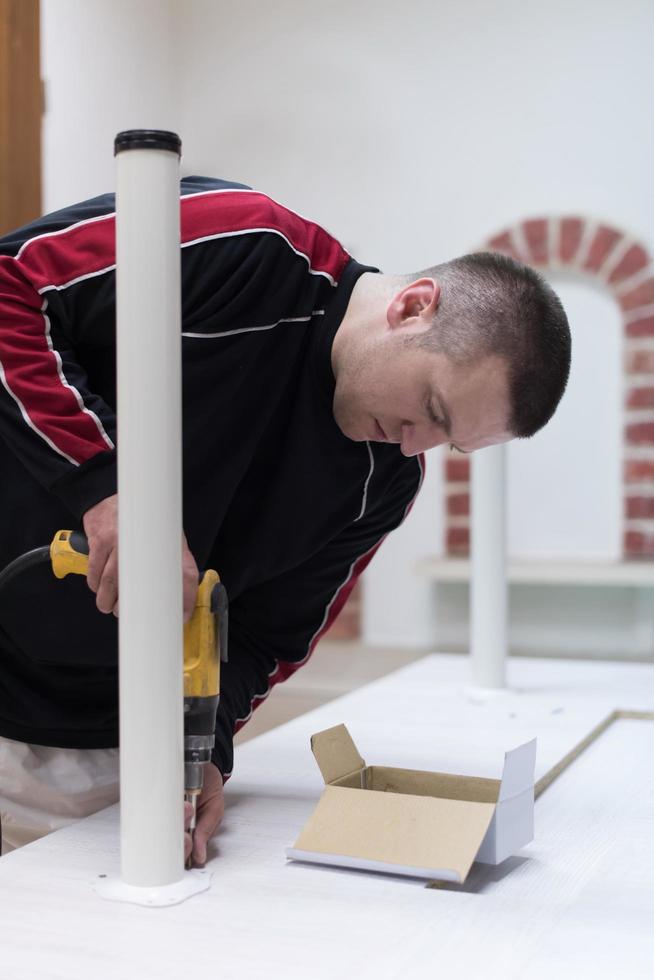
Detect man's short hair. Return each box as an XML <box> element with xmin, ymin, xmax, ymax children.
<box><xmin>412</xmin><ymin>252</ymin><xmax>571</xmax><ymax>438</ymax></box>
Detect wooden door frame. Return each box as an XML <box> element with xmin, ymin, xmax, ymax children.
<box><xmin>0</xmin><ymin>0</ymin><xmax>42</xmax><ymax>236</ymax></box>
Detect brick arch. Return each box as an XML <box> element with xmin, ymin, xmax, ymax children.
<box><xmin>444</xmin><ymin>216</ymin><xmax>654</xmax><ymax>559</ymax></box>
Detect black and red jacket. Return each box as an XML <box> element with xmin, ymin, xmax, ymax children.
<box><xmin>0</xmin><ymin>177</ymin><xmax>423</xmax><ymax>777</ymax></box>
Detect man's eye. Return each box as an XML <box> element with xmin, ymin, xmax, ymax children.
<box><xmin>427</xmin><ymin>402</ymin><xmax>443</xmax><ymax>426</ymax></box>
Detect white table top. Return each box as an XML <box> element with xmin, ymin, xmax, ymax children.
<box><xmin>1</xmin><ymin>654</ymin><xmax>653</xmax><ymax>979</ymax></box>
<box><xmin>416</xmin><ymin>555</ymin><xmax>654</xmax><ymax>586</ymax></box>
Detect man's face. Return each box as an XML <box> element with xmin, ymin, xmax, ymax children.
<box><xmin>332</xmin><ymin>334</ymin><xmax>513</xmax><ymax>457</ymax></box>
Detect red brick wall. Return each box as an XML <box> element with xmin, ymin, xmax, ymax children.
<box><xmin>444</xmin><ymin>216</ymin><xmax>654</xmax><ymax>559</ymax></box>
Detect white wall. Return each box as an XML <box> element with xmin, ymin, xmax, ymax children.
<box><xmin>175</xmin><ymin>0</ymin><xmax>654</xmax><ymax>263</ymax></box>
<box><xmin>41</xmin><ymin>0</ymin><xmax>181</xmax><ymax>211</ymax></box>
<box><xmin>508</xmin><ymin>277</ymin><xmax>623</xmax><ymax>562</ymax></box>
<box><xmin>40</xmin><ymin>0</ymin><xmax>654</xmax><ymax>658</ymax></box>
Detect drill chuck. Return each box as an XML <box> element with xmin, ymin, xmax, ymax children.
<box><xmin>184</xmin><ymin>733</ymin><xmax>215</xmax><ymax>792</ymax></box>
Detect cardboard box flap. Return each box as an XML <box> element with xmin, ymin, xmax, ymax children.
<box><xmin>290</xmin><ymin>785</ymin><xmax>496</xmax><ymax>883</ymax></box>
<box><xmin>498</xmin><ymin>738</ymin><xmax>537</xmax><ymax>802</ymax></box>
<box><xmin>311</xmin><ymin>724</ymin><xmax>366</xmax><ymax>784</ymax></box>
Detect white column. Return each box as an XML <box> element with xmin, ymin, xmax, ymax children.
<box><xmin>115</xmin><ymin>131</ymin><xmax>184</xmax><ymax>887</ymax></box>
<box><xmin>470</xmin><ymin>444</ymin><xmax>508</xmax><ymax>689</ymax></box>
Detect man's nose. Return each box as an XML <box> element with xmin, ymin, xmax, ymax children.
<box><xmin>400</xmin><ymin>422</ymin><xmax>447</xmax><ymax>457</ymax></box>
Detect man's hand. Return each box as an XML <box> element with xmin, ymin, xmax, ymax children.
<box><xmin>82</xmin><ymin>493</ymin><xmax>200</xmax><ymax>621</ymax></box>
<box><xmin>184</xmin><ymin>763</ymin><xmax>225</xmax><ymax>867</ymax></box>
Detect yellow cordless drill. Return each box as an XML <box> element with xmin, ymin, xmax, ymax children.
<box><xmin>0</xmin><ymin>529</ymin><xmax>228</xmax><ymax>868</ymax></box>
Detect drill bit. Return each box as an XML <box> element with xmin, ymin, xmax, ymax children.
<box><xmin>185</xmin><ymin>789</ymin><xmax>199</xmax><ymax>869</ymax></box>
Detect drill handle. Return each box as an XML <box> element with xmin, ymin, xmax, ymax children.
<box><xmin>50</xmin><ymin>530</ymin><xmax>90</xmax><ymax>579</ymax></box>
<box><xmin>50</xmin><ymin>533</ymin><xmax>229</xmax><ymax>667</ymax></box>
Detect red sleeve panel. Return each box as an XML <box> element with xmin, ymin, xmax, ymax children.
<box><xmin>180</xmin><ymin>190</ymin><xmax>350</xmax><ymax>284</ymax></box>
<box><xmin>0</xmin><ymin>255</ymin><xmax>115</xmax><ymax>469</ymax></box>
<box><xmin>0</xmin><ymin>183</ymin><xmax>350</xmax><ymax>511</ymax></box>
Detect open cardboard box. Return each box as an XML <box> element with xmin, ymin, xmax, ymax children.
<box><xmin>286</xmin><ymin>724</ymin><xmax>537</xmax><ymax>883</ymax></box>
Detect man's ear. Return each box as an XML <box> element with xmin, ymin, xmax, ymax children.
<box><xmin>387</xmin><ymin>278</ymin><xmax>441</xmax><ymax>332</ymax></box>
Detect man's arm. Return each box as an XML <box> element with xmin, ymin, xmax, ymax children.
<box><xmin>0</xmin><ymin>224</ymin><xmax>124</xmax><ymax>619</ymax></box>
<box><xmin>1</xmin><ymin>181</ymin><xmax>352</xmax><ymax>618</ymax></box>
<box><xmin>0</xmin><ymin>251</ymin><xmax>118</xmax><ymax>517</ymax></box>
<box><xmin>212</xmin><ymin>456</ymin><xmax>424</xmax><ymax>779</ymax></box>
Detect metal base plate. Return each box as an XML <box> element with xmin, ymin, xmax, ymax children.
<box><xmin>93</xmin><ymin>868</ymin><xmax>211</xmax><ymax>907</ymax></box>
